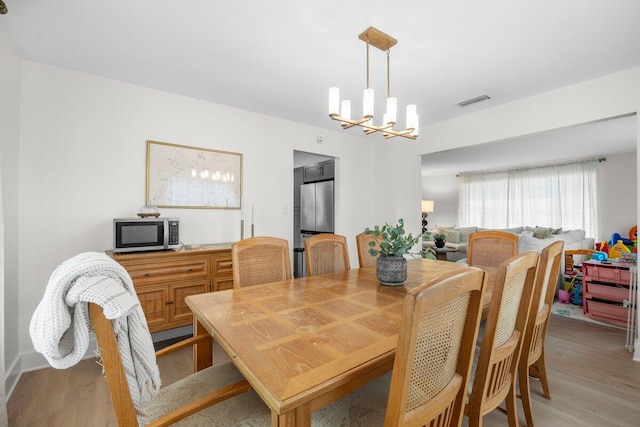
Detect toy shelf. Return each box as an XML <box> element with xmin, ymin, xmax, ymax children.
<box><xmin>582</xmin><ymin>260</ymin><xmax>634</xmax><ymax>327</ymax></box>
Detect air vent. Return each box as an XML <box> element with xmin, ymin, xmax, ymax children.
<box><xmin>457</xmin><ymin>94</ymin><xmax>491</xmax><ymax>107</ymax></box>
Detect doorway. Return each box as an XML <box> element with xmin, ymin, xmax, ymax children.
<box><xmin>293</xmin><ymin>150</ymin><xmax>336</xmax><ymax>277</ymax></box>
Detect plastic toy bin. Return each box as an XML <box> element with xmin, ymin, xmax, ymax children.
<box><xmin>584</xmin><ymin>281</ymin><xmax>628</xmax><ymax>302</ymax></box>
<box><xmin>584</xmin><ymin>298</ymin><xmax>627</xmax><ymax>326</ymax></box>
<box><xmin>582</xmin><ymin>263</ymin><xmax>630</xmax><ymax>285</ymax></box>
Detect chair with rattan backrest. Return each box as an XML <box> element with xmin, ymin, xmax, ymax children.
<box><xmin>305</xmin><ymin>233</ymin><xmax>350</xmax><ymax>276</ymax></box>
<box><xmin>465</xmin><ymin>250</ymin><xmax>539</xmax><ymax>427</ymax></box>
<box><xmin>312</xmin><ymin>267</ymin><xmax>487</xmax><ymax>426</ymax></box>
<box><xmin>518</xmin><ymin>240</ymin><xmax>564</xmax><ymax>427</ymax></box>
<box><xmin>355</xmin><ymin>232</ymin><xmax>379</xmax><ymax>268</ymax></box>
<box><xmin>232</xmin><ymin>236</ymin><xmax>291</xmax><ymax>288</ymax></box>
<box><xmin>467</xmin><ymin>230</ymin><xmax>519</xmax><ymax>292</ymax></box>
<box><xmin>89</xmin><ymin>303</ymin><xmax>270</xmax><ymax>426</ymax></box>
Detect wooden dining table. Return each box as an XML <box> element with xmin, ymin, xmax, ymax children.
<box><xmin>185</xmin><ymin>258</ymin><xmax>467</xmax><ymax>427</ymax></box>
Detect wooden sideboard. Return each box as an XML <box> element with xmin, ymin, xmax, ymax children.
<box><xmin>107</xmin><ymin>243</ymin><xmax>233</xmax><ymax>332</ymax></box>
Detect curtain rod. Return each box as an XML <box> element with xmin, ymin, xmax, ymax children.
<box><xmin>457</xmin><ymin>157</ymin><xmax>606</xmax><ymax>177</ymax></box>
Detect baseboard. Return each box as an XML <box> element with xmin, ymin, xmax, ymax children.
<box><xmin>151</xmin><ymin>325</ymin><xmax>192</xmax><ymax>342</ymax></box>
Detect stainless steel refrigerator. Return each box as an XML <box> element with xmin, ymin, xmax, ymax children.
<box><xmin>300</xmin><ymin>180</ymin><xmax>334</xmax><ymax>234</ymax></box>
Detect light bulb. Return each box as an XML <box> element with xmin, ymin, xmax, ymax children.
<box><xmin>406</xmin><ymin>104</ymin><xmax>417</xmax><ymax>130</ymax></box>
<box><xmin>329</xmin><ymin>87</ymin><xmax>340</xmax><ymax>116</ymax></box>
<box><xmin>363</xmin><ymin>88</ymin><xmax>374</xmax><ymax>118</ymax></box>
<box><xmin>386</xmin><ymin>97</ymin><xmax>397</xmax><ymax>124</ymax></box>
<box><xmin>411</xmin><ymin>114</ymin><xmax>419</xmax><ymax>136</ymax></box>
<box><xmin>341</xmin><ymin>100</ymin><xmax>351</xmax><ymax>120</ymax></box>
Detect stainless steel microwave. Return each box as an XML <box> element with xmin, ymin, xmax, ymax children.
<box><xmin>113</xmin><ymin>218</ymin><xmax>180</xmax><ymax>253</ymax></box>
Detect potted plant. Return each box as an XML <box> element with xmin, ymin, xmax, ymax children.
<box><xmin>433</xmin><ymin>232</ymin><xmax>446</xmax><ymax>248</ymax></box>
<box><xmin>364</xmin><ymin>218</ymin><xmax>423</xmax><ymax>286</ymax></box>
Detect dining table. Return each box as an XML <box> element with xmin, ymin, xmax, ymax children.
<box><xmin>185</xmin><ymin>258</ymin><xmax>468</xmax><ymax>427</ymax></box>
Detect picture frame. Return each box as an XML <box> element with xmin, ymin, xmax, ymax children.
<box><xmin>146</xmin><ymin>140</ymin><xmax>243</xmax><ymax>209</ymax></box>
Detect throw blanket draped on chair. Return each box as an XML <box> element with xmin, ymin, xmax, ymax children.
<box><xmin>30</xmin><ymin>252</ymin><xmax>161</xmax><ymax>423</ymax></box>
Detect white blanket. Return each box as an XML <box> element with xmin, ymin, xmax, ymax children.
<box><xmin>30</xmin><ymin>252</ymin><xmax>161</xmax><ymax>424</ymax></box>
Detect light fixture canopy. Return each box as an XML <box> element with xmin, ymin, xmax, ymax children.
<box><xmin>329</xmin><ymin>27</ymin><xmax>419</xmax><ymax>140</ymax></box>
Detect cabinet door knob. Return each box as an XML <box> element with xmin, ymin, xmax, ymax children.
<box><xmin>166</xmin><ymin>301</ymin><xmax>174</xmax><ymax>305</ymax></box>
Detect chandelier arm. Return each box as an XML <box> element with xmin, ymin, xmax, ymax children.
<box><xmin>331</xmin><ymin>113</ymin><xmax>416</xmax><ymax>140</ymax></box>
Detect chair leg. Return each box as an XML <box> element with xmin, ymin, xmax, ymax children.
<box><xmin>466</xmin><ymin>414</ymin><xmax>483</xmax><ymax>427</ymax></box>
<box><xmin>519</xmin><ymin>362</ymin><xmax>535</xmax><ymax>427</ymax></box>
<box><xmin>506</xmin><ymin>383</ymin><xmax>520</xmax><ymax>427</ymax></box>
<box><xmin>535</xmin><ymin>348</ymin><xmax>551</xmax><ymax>399</ymax></box>
<box><xmin>465</xmin><ymin>404</ymin><xmax>483</xmax><ymax>427</ymax></box>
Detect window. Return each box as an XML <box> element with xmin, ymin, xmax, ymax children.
<box><xmin>459</xmin><ymin>159</ymin><xmax>598</xmax><ymax>237</ymax></box>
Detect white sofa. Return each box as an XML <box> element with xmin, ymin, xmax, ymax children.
<box><xmin>423</xmin><ymin>225</ymin><xmax>595</xmax><ymax>268</ymax></box>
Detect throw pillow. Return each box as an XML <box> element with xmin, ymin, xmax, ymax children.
<box><xmin>533</xmin><ymin>226</ymin><xmax>553</xmax><ymax>239</ymax></box>
<box><xmin>443</xmin><ymin>229</ymin><xmax>461</xmax><ymax>243</ymax></box>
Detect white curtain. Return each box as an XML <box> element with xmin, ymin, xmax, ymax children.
<box><xmin>459</xmin><ymin>159</ymin><xmax>599</xmax><ymax>238</ymax></box>
<box><xmin>1</xmin><ymin>159</ymin><xmax>7</xmax><ymax>426</ymax></box>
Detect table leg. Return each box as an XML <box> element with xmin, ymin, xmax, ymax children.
<box><xmin>274</xmin><ymin>405</ymin><xmax>311</xmax><ymax>427</ymax></box>
<box><xmin>192</xmin><ymin>316</ymin><xmax>213</xmax><ymax>372</ymax></box>
<box><xmin>435</xmin><ymin>251</ymin><xmax>448</xmax><ymax>261</ymax></box>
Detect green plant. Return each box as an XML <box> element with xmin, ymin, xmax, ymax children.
<box><xmin>364</xmin><ymin>218</ymin><xmax>421</xmax><ymax>257</ymax></box>
<box><xmin>433</xmin><ymin>232</ymin><xmax>446</xmax><ymax>242</ymax></box>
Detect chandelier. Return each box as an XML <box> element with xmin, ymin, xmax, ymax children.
<box><xmin>329</xmin><ymin>27</ymin><xmax>418</xmax><ymax>140</ymax></box>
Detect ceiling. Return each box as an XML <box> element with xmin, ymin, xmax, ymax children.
<box><xmin>422</xmin><ymin>114</ymin><xmax>638</xmax><ymax>177</ymax></box>
<box><xmin>2</xmin><ymin>1</ymin><xmax>639</xmax><ymax>168</ymax></box>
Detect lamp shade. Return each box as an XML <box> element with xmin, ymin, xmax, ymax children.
<box><xmin>421</xmin><ymin>200</ymin><xmax>434</xmax><ymax>213</ymax></box>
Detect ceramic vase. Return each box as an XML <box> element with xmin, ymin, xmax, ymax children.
<box><xmin>376</xmin><ymin>256</ymin><xmax>407</xmax><ymax>286</ymax></box>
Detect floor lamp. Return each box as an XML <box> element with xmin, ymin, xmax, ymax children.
<box><xmin>421</xmin><ymin>200</ymin><xmax>434</xmax><ymax>234</ymax></box>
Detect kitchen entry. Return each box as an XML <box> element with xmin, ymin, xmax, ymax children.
<box><xmin>293</xmin><ymin>151</ymin><xmax>336</xmax><ymax>278</ymax></box>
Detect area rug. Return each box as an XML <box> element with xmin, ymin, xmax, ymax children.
<box><xmin>551</xmin><ymin>301</ymin><xmax>623</xmax><ymax>329</ymax></box>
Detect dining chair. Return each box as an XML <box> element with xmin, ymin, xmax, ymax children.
<box><xmin>465</xmin><ymin>250</ymin><xmax>539</xmax><ymax>427</ymax></box>
<box><xmin>355</xmin><ymin>232</ymin><xmax>379</xmax><ymax>268</ymax></box>
<box><xmin>304</xmin><ymin>233</ymin><xmax>350</xmax><ymax>276</ymax></box>
<box><xmin>231</xmin><ymin>236</ymin><xmax>291</xmax><ymax>288</ymax></box>
<box><xmin>30</xmin><ymin>252</ymin><xmax>270</xmax><ymax>427</ymax></box>
<box><xmin>312</xmin><ymin>267</ymin><xmax>487</xmax><ymax>426</ymax></box>
<box><xmin>89</xmin><ymin>303</ymin><xmax>271</xmax><ymax>426</ymax></box>
<box><xmin>467</xmin><ymin>230</ymin><xmax>519</xmax><ymax>296</ymax></box>
<box><xmin>518</xmin><ymin>240</ymin><xmax>564</xmax><ymax>427</ymax></box>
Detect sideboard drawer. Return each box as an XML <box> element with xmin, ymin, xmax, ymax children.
<box><xmin>212</xmin><ymin>254</ymin><xmax>233</xmax><ymax>275</ymax></box>
<box><xmin>126</xmin><ymin>258</ymin><xmax>210</xmax><ymax>284</ymax></box>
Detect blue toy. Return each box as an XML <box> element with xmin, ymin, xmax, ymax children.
<box><xmin>610</xmin><ymin>232</ymin><xmax>632</xmax><ymax>247</ymax></box>
<box><xmin>591</xmin><ymin>251</ymin><xmax>608</xmax><ymax>261</ymax></box>
<box><xmin>570</xmin><ymin>281</ymin><xmax>583</xmax><ymax>305</ymax></box>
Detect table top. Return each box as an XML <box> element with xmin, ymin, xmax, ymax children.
<box><xmin>185</xmin><ymin>258</ymin><xmax>466</xmax><ymax>420</ymax></box>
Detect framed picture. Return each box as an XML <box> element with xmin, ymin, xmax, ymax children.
<box><xmin>146</xmin><ymin>140</ymin><xmax>243</xmax><ymax>209</ymax></box>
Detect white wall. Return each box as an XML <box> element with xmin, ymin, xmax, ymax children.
<box><xmin>0</xmin><ymin>25</ymin><xmax>21</xmax><ymax>395</ymax></box>
<box><xmin>421</xmin><ymin>174</ymin><xmax>459</xmax><ymax>228</ymax></box>
<box><xmin>599</xmin><ymin>152</ymin><xmax>638</xmax><ymax>243</ymax></box>
<box><xmin>16</xmin><ymin>61</ymin><xmax>377</xmax><ymax>369</ymax></box>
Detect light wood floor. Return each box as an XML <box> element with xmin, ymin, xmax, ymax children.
<box><xmin>8</xmin><ymin>315</ymin><xmax>640</xmax><ymax>426</ymax></box>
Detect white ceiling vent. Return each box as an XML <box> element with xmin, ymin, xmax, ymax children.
<box><xmin>457</xmin><ymin>94</ymin><xmax>491</xmax><ymax>107</ymax></box>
